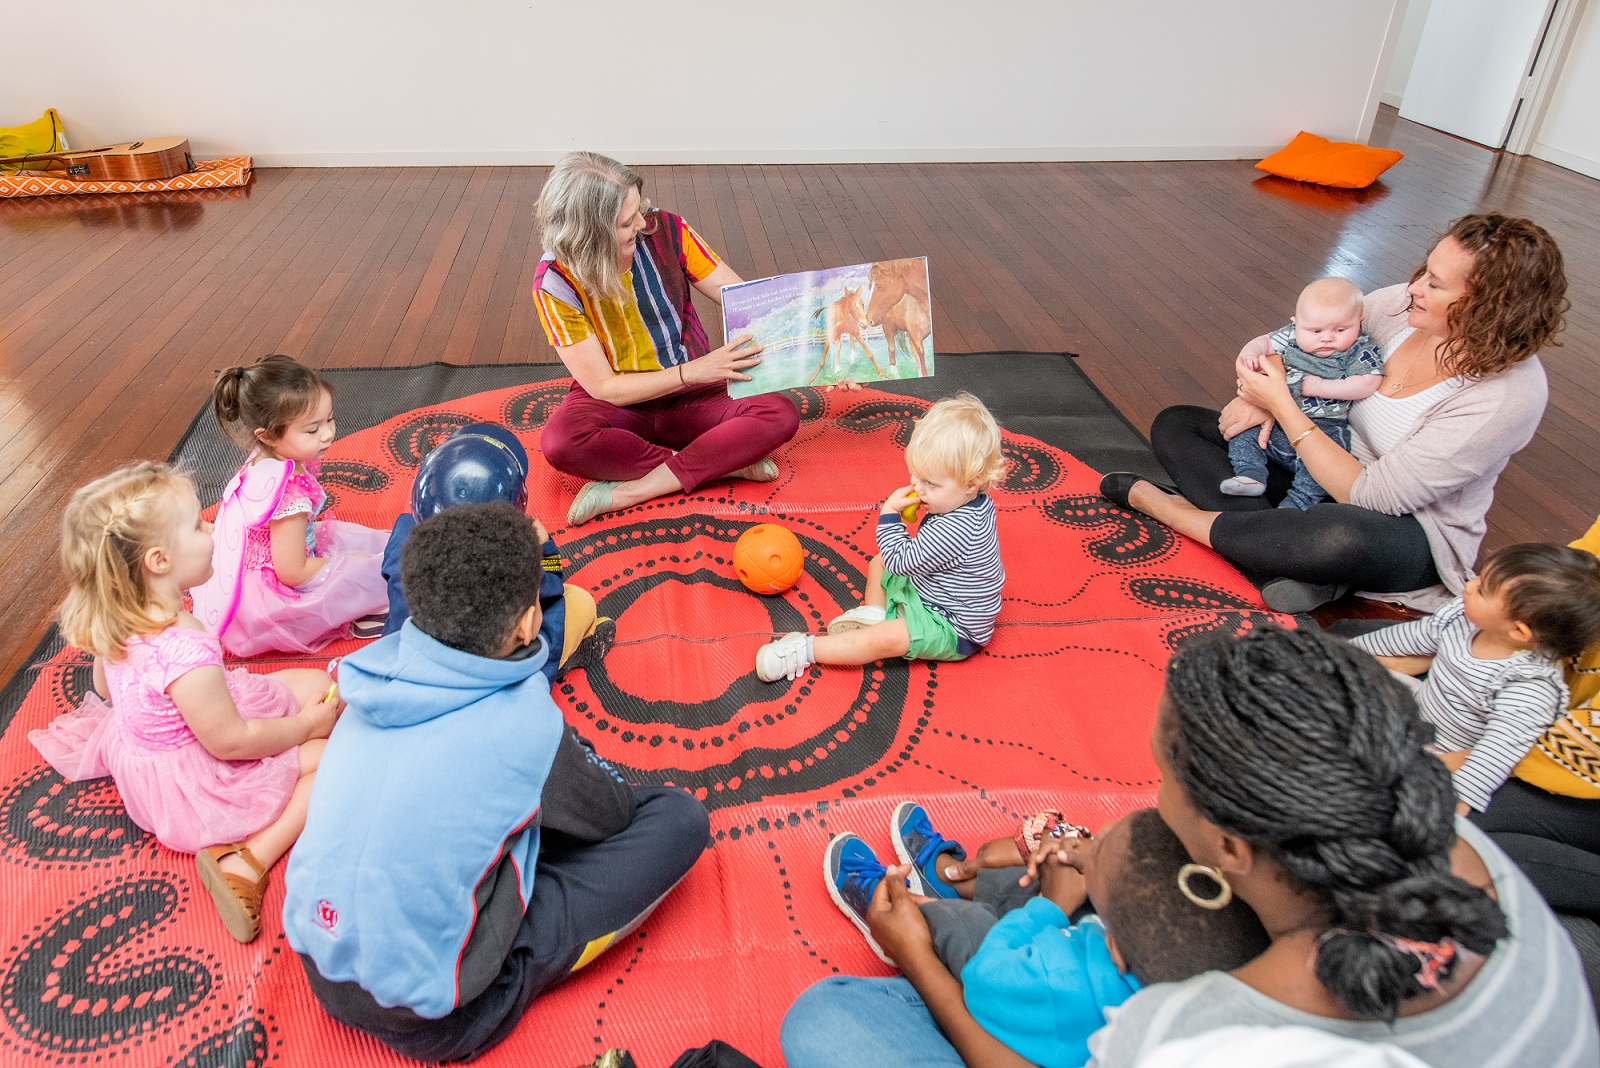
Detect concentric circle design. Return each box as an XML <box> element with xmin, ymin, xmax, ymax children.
<box><xmin>502</xmin><ymin>383</ymin><xmax>570</xmax><ymax>431</ymax></box>
<box><xmin>555</xmin><ymin>515</ymin><xmax>909</xmax><ymax>810</ymax></box>
<box><xmin>1042</xmin><ymin>495</ymin><xmax>1178</xmax><ymax>566</ymax></box>
<box><xmin>999</xmin><ymin>441</ymin><xmax>1062</xmax><ymax>494</ymax></box>
<box><xmin>0</xmin><ymin>877</ymin><xmax>212</xmax><ymax>1055</ymax></box>
<box><xmin>384</xmin><ymin>411</ymin><xmax>477</xmax><ymax>468</ymax></box>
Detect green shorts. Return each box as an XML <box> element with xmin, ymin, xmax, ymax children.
<box><xmin>883</xmin><ymin>573</ymin><xmax>966</xmax><ymax>662</ymax></box>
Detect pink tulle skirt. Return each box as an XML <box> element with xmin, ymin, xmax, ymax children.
<box><xmin>223</xmin><ymin>519</ymin><xmax>390</xmax><ymax>657</ymax></box>
<box><xmin>28</xmin><ymin>668</ymin><xmax>301</xmax><ymax>855</ymax></box>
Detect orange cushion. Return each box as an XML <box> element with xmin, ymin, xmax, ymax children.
<box><xmin>1255</xmin><ymin>131</ymin><xmax>1403</xmax><ymax>189</ymax></box>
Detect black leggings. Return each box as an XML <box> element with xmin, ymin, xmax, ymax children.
<box><xmin>1151</xmin><ymin>406</ymin><xmax>1441</xmax><ymax>592</ymax></box>
<box><xmin>1472</xmin><ymin>778</ymin><xmax>1600</xmax><ymax>920</ymax></box>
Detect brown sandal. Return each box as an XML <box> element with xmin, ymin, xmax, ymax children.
<box><xmin>196</xmin><ymin>843</ymin><xmax>269</xmax><ymax>943</ymax></box>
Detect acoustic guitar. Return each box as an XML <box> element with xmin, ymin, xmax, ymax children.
<box><xmin>0</xmin><ymin>137</ymin><xmax>194</xmax><ymax>181</ymax></box>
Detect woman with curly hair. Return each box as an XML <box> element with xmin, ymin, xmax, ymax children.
<box><xmin>1089</xmin><ymin>626</ymin><xmax>1596</xmax><ymax>1067</ymax></box>
<box><xmin>1099</xmin><ymin>214</ymin><xmax>1568</xmax><ymax>613</ymax></box>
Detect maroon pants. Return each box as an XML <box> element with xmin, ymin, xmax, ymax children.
<box><xmin>540</xmin><ymin>382</ymin><xmax>800</xmax><ymax>493</ymax></box>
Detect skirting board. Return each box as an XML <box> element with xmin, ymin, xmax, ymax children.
<box><xmin>1530</xmin><ymin>142</ymin><xmax>1600</xmax><ymax>183</ymax></box>
<box><xmin>241</xmin><ymin>144</ymin><xmax>1286</xmax><ymax>168</ymax></box>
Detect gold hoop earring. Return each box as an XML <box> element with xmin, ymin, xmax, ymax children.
<box><xmin>1177</xmin><ymin>863</ymin><xmax>1233</xmax><ymax>910</ymax></box>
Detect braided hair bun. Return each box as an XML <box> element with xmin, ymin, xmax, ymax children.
<box><xmin>1163</xmin><ymin>626</ymin><xmax>1506</xmax><ymax>1021</ymax></box>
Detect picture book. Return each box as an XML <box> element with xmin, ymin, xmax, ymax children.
<box><xmin>721</xmin><ymin>257</ymin><xmax>933</xmax><ymax>398</ymax></box>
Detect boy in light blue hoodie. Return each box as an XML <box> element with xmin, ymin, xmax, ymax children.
<box><xmin>283</xmin><ymin>503</ymin><xmax>709</xmax><ymax>1063</ymax></box>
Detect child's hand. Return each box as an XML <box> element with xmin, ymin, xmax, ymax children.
<box><xmin>1036</xmin><ymin>852</ymin><xmax>1089</xmax><ymax>915</ymax></box>
<box><xmin>1020</xmin><ymin>833</ymin><xmax>1091</xmax><ymax>887</ymax></box>
<box><xmin>882</xmin><ymin>485</ymin><xmax>918</xmax><ymax>518</ymax></box>
<box><xmin>534</xmin><ymin>519</ymin><xmax>550</xmax><ymax>545</ymax></box>
<box><xmin>941</xmin><ymin>835</ymin><xmax>1027</xmax><ymax>884</ymax></box>
<box><xmin>300</xmin><ymin>690</ymin><xmax>344</xmax><ymax>740</ymax></box>
<box><xmin>867</xmin><ymin>863</ymin><xmax>935</xmax><ymax>965</ymax></box>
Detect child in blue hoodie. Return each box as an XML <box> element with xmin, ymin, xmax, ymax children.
<box><xmin>803</xmin><ymin>807</ymin><xmax>1268</xmax><ymax>1068</ymax></box>
<box><xmin>282</xmin><ymin>503</ymin><xmax>710</xmax><ymax>1063</ymax></box>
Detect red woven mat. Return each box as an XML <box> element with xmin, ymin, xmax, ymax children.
<box><xmin>0</xmin><ymin>382</ymin><xmax>1283</xmax><ymax>1067</ymax></box>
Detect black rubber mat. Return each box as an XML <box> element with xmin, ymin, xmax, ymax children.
<box><xmin>171</xmin><ymin>353</ymin><xmax>1168</xmax><ymax>504</ymax></box>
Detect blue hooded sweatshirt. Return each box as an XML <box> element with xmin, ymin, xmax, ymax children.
<box><xmin>282</xmin><ymin>620</ymin><xmax>564</xmax><ymax>1019</ymax></box>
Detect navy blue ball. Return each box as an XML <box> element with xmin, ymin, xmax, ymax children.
<box><xmin>455</xmin><ymin>422</ymin><xmax>530</xmax><ymax>478</ymax></box>
<box><xmin>411</xmin><ymin>426</ymin><xmax>530</xmax><ymax>518</ymax></box>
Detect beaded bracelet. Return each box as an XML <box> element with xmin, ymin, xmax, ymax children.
<box><xmin>1014</xmin><ymin>809</ymin><xmax>1092</xmax><ymax>860</ymax></box>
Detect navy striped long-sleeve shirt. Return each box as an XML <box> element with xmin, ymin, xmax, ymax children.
<box><xmin>1354</xmin><ymin>597</ymin><xmax>1568</xmax><ymax>811</ymax></box>
<box><xmin>877</xmin><ymin>493</ymin><xmax>1004</xmax><ymax>647</ymax></box>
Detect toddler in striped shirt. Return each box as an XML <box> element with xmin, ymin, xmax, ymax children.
<box><xmin>1354</xmin><ymin>543</ymin><xmax>1600</xmax><ymax>812</ymax></box>
<box><xmin>756</xmin><ymin>392</ymin><xmax>1006</xmax><ymax>683</ymax></box>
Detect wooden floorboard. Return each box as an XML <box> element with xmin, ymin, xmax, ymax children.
<box><xmin>3</xmin><ymin>107</ymin><xmax>1599</xmax><ymax>682</ymax></box>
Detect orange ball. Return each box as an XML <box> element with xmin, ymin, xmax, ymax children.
<box><xmin>733</xmin><ymin>523</ymin><xmax>805</xmax><ymax>595</ymax></box>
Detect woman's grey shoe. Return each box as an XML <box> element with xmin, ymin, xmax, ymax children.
<box><xmin>1261</xmin><ymin>578</ymin><xmax>1349</xmax><ymax>614</ymax></box>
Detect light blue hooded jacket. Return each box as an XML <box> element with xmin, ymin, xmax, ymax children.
<box><xmin>282</xmin><ymin>620</ymin><xmax>564</xmax><ymax>1018</ymax></box>
<box><xmin>961</xmin><ymin>902</ymin><xmax>1141</xmax><ymax>1068</ymax></box>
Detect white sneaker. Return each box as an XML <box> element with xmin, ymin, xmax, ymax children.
<box><xmin>1219</xmin><ymin>476</ymin><xmax>1267</xmax><ymax>497</ymax></box>
<box><xmin>756</xmin><ymin>632</ymin><xmax>813</xmax><ymax>682</ymax></box>
<box><xmin>729</xmin><ymin>457</ymin><xmax>780</xmax><ymax>482</ymax></box>
<box><xmin>827</xmin><ymin>605</ymin><xmax>887</xmax><ymax>635</ymax></box>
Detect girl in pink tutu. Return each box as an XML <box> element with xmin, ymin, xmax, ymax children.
<box><xmin>32</xmin><ymin>462</ymin><xmax>340</xmax><ymax>942</ymax></box>
<box><xmin>197</xmin><ymin>354</ymin><xmax>389</xmax><ymax>656</ymax></box>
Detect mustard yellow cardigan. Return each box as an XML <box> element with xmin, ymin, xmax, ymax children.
<box><xmin>1512</xmin><ymin>516</ymin><xmax>1600</xmax><ymax>798</ymax></box>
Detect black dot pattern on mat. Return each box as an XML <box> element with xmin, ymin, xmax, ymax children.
<box><xmin>1041</xmin><ymin>495</ymin><xmax>1177</xmax><ymax>567</ymax></box>
<box><xmin>768</xmin><ymin>841</ymin><xmax>839</xmax><ymax>973</ymax></box>
<box><xmin>712</xmin><ymin>802</ymin><xmax>835</xmax><ymax>845</ymax></box>
<box><xmin>905</xmin><ymin>758</ymin><xmax>1025</xmax><ymax>823</ymax></box>
<box><xmin>501</xmin><ymin>383</ymin><xmax>569</xmax><ymax>431</ymax></box>
<box><xmin>170</xmin><ymin>1015</ymin><xmax>274</xmax><ymax>1068</ymax></box>
<box><xmin>589</xmin><ymin>931</ymin><xmax>648</xmax><ymax>1049</ymax></box>
<box><xmin>0</xmin><ymin>877</ymin><xmax>214</xmax><ymax>1055</ymax></box>
<box><xmin>51</xmin><ymin>654</ymin><xmax>96</xmax><ymax>711</ymax></box>
<box><xmin>693</xmin><ymin>667</ymin><xmax>935</xmax><ymax>837</ymax></box>
<box><xmin>784</xmin><ymin>386</ymin><xmax>830</xmax><ymax>423</ymax></box>
<box><xmin>998</xmin><ymin>441</ymin><xmax>1061</xmax><ymax>494</ymax></box>
<box><xmin>0</xmin><ymin>766</ymin><xmax>150</xmax><ymax>866</ymax></box>
<box><xmin>1122</xmin><ymin>576</ymin><xmax>1281</xmax><ymax>651</ymax></box>
<box><xmin>930</xmin><ymin>731</ymin><xmax>1157</xmax><ymax>789</ymax></box>
<box><xmin>981</xmin><ymin>640</ymin><xmax>1162</xmax><ymax>671</ymax></box>
<box><xmin>316</xmin><ymin>461</ymin><xmax>389</xmax><ymax>509</ymax></box>
<box><xmin>834</xmin><ymin>398</ymin><xmax>931</xmax><ymax>448</ymax></box>
<box><xmin>383</xmin><ymin>411</ymin><xmax>476</xmax><ymax>468</ymax></box>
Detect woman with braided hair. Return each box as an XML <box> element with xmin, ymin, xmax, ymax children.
<box><xmin>1088</xmin><ymin>626</ymin><xmax>1597</xmax><ymax>1067</ymax></box>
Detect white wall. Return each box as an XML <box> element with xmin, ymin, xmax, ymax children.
<box><xmin>14</xmin><ymin>1</ymin><xmax>1404</xmax><ymax>166</ymax></box>
<box><xmin>1384</xmin><ymin>0</ymin><xmax>1433</xmax><ymax>107</ymax></box>
<box><xmin>1532</xmin><ymin>0</ymin><xmax>1600</xmax><ymax>179</ymax></box>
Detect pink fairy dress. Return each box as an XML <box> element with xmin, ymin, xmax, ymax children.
<box><xmin>198</xmin><ymin>459</ymin><xmax>388</xmax><ymax>657</ymax></box>
<box><xmin>28</xmin><ymin>627</ymin><xmax>301</xmax><ymax>854</ymax></box>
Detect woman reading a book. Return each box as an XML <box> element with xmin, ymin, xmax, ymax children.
<box><xmin>531</xmin><ymin>151</ymin><xmax>807</xmax><ymax>526</ymax></box>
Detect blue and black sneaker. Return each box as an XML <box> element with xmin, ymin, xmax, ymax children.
<box><xmin>823</xmin><ymin>832</ymin><xmax>893</xmax><ymax>964</ymax></box>
<box><xmin>889</xmin><ymin>801</ymin><xmax>967</xmax><ymax>899</ymax></box>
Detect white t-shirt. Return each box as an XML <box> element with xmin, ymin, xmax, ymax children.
<box><xmin>1347</xmin><ymin>326</ymin><xmax>1465</xmax><ymax>462</ymax></box>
